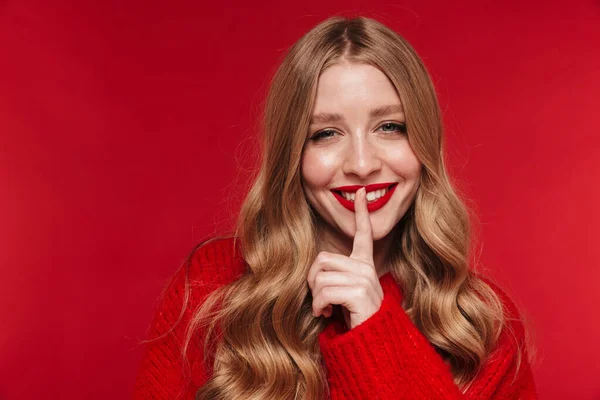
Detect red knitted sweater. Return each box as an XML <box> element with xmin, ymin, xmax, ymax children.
<box><xmin>133</xmin><ymin>237</ymin><xmax>537</xmax><ymax>399</ymax></box>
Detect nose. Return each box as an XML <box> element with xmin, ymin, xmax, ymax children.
<box><xmin>341</xmin><ymin>135</ymin><xmax>382</xmax><ymax>179</ymax></box>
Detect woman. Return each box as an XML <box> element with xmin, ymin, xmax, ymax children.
<box><xmin>134</xmin><ymin>16</ymin><xmax>537</xmax><ymax>399</ymax></box>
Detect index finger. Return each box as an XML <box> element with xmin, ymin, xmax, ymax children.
<box><xmin>350</xmin><ymin>187</ymin><xmax>373</xmax><ymax>264</ymax></box>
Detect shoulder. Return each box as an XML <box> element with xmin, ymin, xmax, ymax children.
<box><xmin>171</xmin><ymin>235</ymin><xmax>247</xmax><ymax>296</ymax></box>
<box><xmin>474</xmin><ymin>274</ymin><xmax>530</xmax><ymax>353</ymax></box>
<box><xmin>135</xmin><ymin>236</ymin><xmax>246</xmax><ymax>396</ymax></box>
<box><xmin>156</xmin><ymin>236</ymin><xmax>247</xmax><ymax>324</ymax></box>
<box><xmin>184</xmin><ymin>235</ymin><xmax>247</xmax><ymax>285</ymax></box>
<box><xmin>477</xmin><ymin>275</ymin><xmax>524</xmax><ymax>322</ymax></box>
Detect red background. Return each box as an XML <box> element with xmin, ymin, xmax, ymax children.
<box><xmin>1</xmin><ymin>1</ymin><xmax>598</xmax><ymax>399</ymax></box>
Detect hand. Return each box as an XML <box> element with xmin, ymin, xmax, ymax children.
<box><xmin>307</xmin><ymin>187</ymin><xmax>384</xmax><ymax>330</ymax></box>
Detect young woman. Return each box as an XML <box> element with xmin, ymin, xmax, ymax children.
<box><xmin>133</xmin><ymin>16</ymin><xmax>537</xmax><ymax>399</ymax></box>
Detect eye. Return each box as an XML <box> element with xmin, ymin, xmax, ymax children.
<box><xmin>309</xmin><ymin>129</ymin><xmax>338</xmax><ymax>142</ymax></box>
<box><xmin>378</xmin><ymin>122</ymin><xmax>407</xmax><ymax>135</ymax></box>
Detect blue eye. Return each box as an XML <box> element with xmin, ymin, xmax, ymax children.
<box><xmin>379</xmin><ymin>122</ymin><xmax>407</xmax><ymax>134</ymax></box>
<box><xmin>309</xmin><ymin>129</ymin><xmax>338</xmax><ymax>142</ymax></box>
<box><xmin>309</xmin><ymin>122</ymin><xmax>407</xmax><ymax>142</ymax></box>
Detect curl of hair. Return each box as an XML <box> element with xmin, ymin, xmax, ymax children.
<box><xmin>173</xmin><ymin>16</ymin><xmax>526</xmax><ymax>399</ymax></box>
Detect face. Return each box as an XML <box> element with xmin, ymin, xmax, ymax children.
<box><xmin>301</xmin><ymin>61</ymin><xmax>422</xmax><ymax>252</ymax></box>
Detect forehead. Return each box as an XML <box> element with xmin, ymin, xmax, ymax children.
<box><xmin>312</xmin><ymin>62</ymin><xmax>402</xmax><ymax>114</ymax></box>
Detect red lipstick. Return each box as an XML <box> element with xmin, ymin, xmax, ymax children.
<box><xmin>330</xmin><ymin>182</ymin><xmax>398</xmax><ymax>212</ymax></box>
<box><xmin>331</xmin><ymin>182</ymin><xmax>394</xmax><ymax>193</ymax></box>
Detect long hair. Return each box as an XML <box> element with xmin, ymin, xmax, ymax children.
<box><xmin>177</xmin><ymin>16</ymin><xmax>522</xmax><ymax>399</ymax></box>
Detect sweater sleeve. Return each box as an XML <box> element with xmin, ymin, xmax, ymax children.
<box><xmin>318</xmin><ymin>273</ymin><xmax>537</xmax><ymax>400</ymax></box>
<box><xmin>132</xmin><ymin>237</ymin><xmax>244</xmax><ymax>400</ymax></box>
<box><xmin>132</xmin><ymin>262</ymin><xmax>208</xmax><ymax>400</ymax></box>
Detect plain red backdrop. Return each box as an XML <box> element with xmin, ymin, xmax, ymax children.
<box><xmin>1</xmin><ymin>1</ymin><xmax>598</xmax><ymax>399</ymax></box>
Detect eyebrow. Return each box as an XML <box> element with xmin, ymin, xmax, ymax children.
<box><xmin>309</xmin><ymin>104</ymin><xmax>404</xmax><ymax>125</ymax></box>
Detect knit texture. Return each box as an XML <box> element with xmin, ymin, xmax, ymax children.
<box><xmin>133</xmin><ymin>237</ymin><xmax>537</xmax><ymax>399</ymax></box>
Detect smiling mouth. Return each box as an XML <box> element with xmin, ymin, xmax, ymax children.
<box><xmin>331</xmin><ymin>183</ymin><xmax>397</xmax><ymax>203</ymax></box>
<box><xmin>331</xmin><ymin>183</ymin><xmax>398</xmax><ymax>213</ymax></box>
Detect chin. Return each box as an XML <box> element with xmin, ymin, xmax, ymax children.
<box><xmin>371</xmin><ymin>224</ymin><xmax>396</xmax><ymax>241</ymax></box>
<box><xmin>369</xmin><ymin>213</ymin><xmax>398</xmax><ymax>238</ymax></box>
<box><xmin>371</xmin><ymin>229</ymin><xmax>391</xmax><ymax>241</ymax></box>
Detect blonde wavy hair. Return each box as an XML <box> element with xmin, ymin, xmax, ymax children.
<box><xmin>172</xmin><ymin>15</ymin><xmax>527</xmax><ymax>399</ymax></box>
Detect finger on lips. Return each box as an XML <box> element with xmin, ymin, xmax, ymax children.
<box><xmin>309</xmin><ymin>187</ymin><xmax>377</xmax><ymax>320</ymax></box>
<box><xmin>350</xmin><ymin>187</ymin><xmax>373</xmax><ymax>264</ymax></box>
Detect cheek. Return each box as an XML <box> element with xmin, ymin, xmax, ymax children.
<box><xmin>384</xmin><ymin>143</ymin><xmax>421</xmax><ymax>178</ymax></box>
<box><xmin>301</xmin><ymin>149</ymin><xmax>338</xmax><ymax>189</ymax></box>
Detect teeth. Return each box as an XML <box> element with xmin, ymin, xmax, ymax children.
<box><xmin>341</xmin><ymin>188</ymin><xmax>388</xmax><ymax>202</ymax></box>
